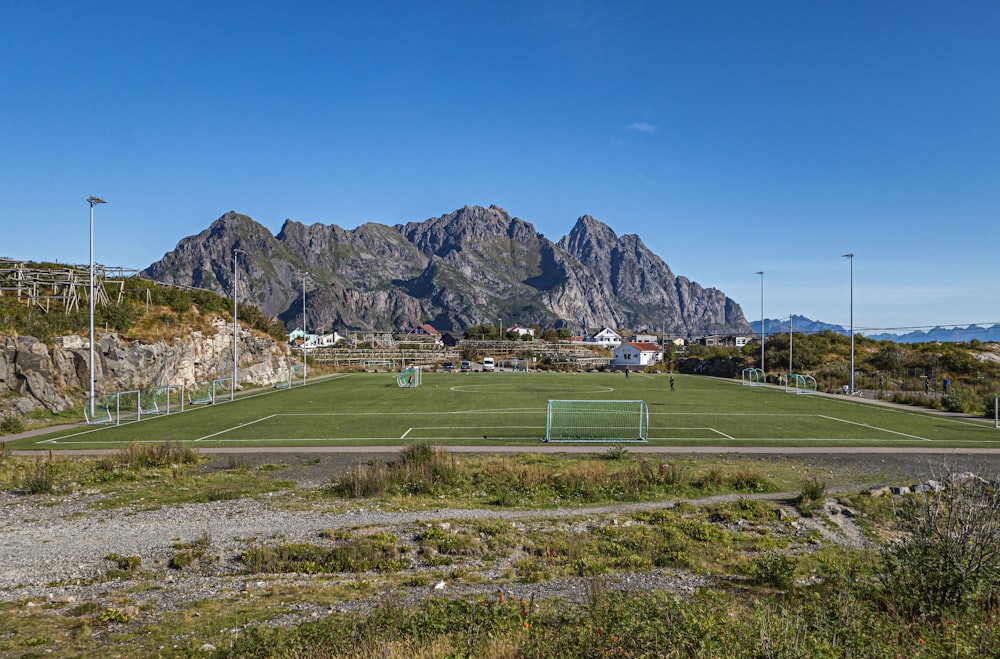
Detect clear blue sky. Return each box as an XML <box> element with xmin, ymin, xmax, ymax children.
<box><xmin>3</xmin><ymin>1</ymin><xmax>998</xmax><ymax>333</ymax></box>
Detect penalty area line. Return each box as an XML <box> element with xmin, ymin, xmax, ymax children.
<box><xmin>818</xmin><ymin>415</ymin><xmax>930</xmax><ymax>441</ymax></box>
<box><xmin>194</xmin><ymin>415</ymin><xmax>278</xmax><ymax>442</ymax></box>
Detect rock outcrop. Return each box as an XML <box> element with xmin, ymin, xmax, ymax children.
<box><xmin>0</xmin><ymin>321</ymin><xmax>290</xmax><ymax>419</ymax></box>
<box><xmin>143</xmin><ymin>205</ymin><xmax>752</xmax><ymax>336</ymax></box>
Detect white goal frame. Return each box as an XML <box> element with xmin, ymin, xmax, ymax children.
<box><xmin>742</xmin><ymin>368</ymin><xmax>766</xmax><ymax>386</ymax></box>
<box><xmin>544</xmin><ymin>399</ymin><xmax>649</xmax><ymax>443</ymax></box>
<box><xmin>784</xmin><ymin>373</ymin><xmax>817</xmax><ymax>395</ymax></box>
<box><xmin>397</xmin><ymin>366</ymin><xmax>422</xmax><ymax>388</ymax></box>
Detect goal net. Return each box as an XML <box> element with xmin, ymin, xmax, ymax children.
<box><xmin>544</xmin><ymin>399</ymin><xmax>649</xmax><ymax>443</ymax></box>
<box><xmin>784</xmin><ymin>373</ymin><xmax>817</xmax><ymax>395</ymax></box>
<box><xmin>397</xmin><ymin>366</ymin><xmax>422</xmax><ymax>388</ymax></box>
<box><xmin>141</xmin><ymin>385</ymin><xmax>185</xmax><ymax>415</ymax></box>
<box><xmin>742</xmin><ymin>368</ymin><xmax>765</xmax><ymax>386</ymax></box>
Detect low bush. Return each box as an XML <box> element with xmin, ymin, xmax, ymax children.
<box><xmin>752</xmin><ymin>551</ymin><xmax>797</xmax><ymax>589</ymax></box>
<box><xmin>0</xmin><ymin>416</ymin><xmax>24</xmax><ymax>435</ymax></box>
<box><xmin>18</xmin><ymin>459</ymin><xmax>54</xmax><ymax>494</ymax></box>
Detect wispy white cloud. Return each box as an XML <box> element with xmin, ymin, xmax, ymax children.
<box><xmin>625</xmin><ymin>121</ymin><xmax>657</xmax><ymax>133</ymax></box>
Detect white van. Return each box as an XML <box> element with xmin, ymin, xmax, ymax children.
<box><xmin>482</xmin><ymin>357</ymin><xmax>495</xmax><ymax>371</ymax></box>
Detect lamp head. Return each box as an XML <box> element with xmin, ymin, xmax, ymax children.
<box><xmin>87</xmin><ymin>196</ymin><xmax>107</xmax><ymax>206</ymax></box>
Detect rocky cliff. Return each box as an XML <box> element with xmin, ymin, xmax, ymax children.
<box><xmin>143</xmin><ymin>205</ymin><xmax>752</xmax><ymax>335</ymax></box>
<box><xmin>0</xmin><ymin>320</ymin><xmax>291</xmax><ymax>419</ymax></box>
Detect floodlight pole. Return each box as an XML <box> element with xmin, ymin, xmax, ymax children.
<box><xmin>788</xmin><ymin>314</ymin><xmax>793</xmax><ymax>378</ymax></box>
<box><xmin>755</xmin><ymin>271</ymin><xmax>764</xmax><ymax>374</ymax></box>
<box><xmin>86</xmin><ymin>196</ymin><xmax>107</xmax><ymax>418</ymax></box>
<box><xmin>301</xmin><ymin>272</ymin><xmax>309</xmax><ymax>385</ymax></box>
<box><xmin>232</xmin><ymin>248</ymin><xmax>246</xmax><ymax>399</ymax></box>
<box><xmin>843</xmin><ymin>253</ymin><xmax>855</xmax><ymax>393</ymax></box>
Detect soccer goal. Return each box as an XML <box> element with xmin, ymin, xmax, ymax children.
<box><xmin>84</xmin><ymin>395</ymin><xmax>114</xmax><ymax>425</ymax></box>
<box><xmin>212</xmin><ymin>378</ymin><xmax>233</xmax><ymax>403</ymax></box>
<box><xmin>397</xmin><ymin>366</ymin><xmax>422</xmax><ymax>388</ymax></box>
<box><xmin>543</xmin><ymin>399</ymin><xmax>649</xmax><ymax>443</ymax></box>
<box><xmin>274</xmin><ymin>364</ymin><xmax>304</xmax><ymax>389</ymax></box>
<box><xmin>140</xmin><ymin>384</ymin><xmax>185</xmax><ymax>416</ymax></box>
<box><xmin>188</xmin><ymin>381</ymin><xmax>215</xmax><ymax>406</ymax></box>
<box><xmin>742</xmin><ymin>368</ymin><xmax>766</xmax><ymax>386</ymax></box>
<box><xmin>784</xmin><ymin>373</ymin><xmax>817</xmax><ymax>395</ymax></box>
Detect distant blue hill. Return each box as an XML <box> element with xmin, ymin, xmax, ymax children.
<box><xmin>755</xmin><ymin>315</ymin><xmax>1000</xmax><ymax>344</ymax></box>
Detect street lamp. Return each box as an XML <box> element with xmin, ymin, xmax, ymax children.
<box><xmin>755</xmin><ymin>271</ymin><xmax>764</xmax><ymax>374</ymax></box>
<box><xmin>843</xmin><ymin>253</ymin><xmax>855</xmax><ymax>393</ymax></box>
<box><xmin>86</xmin><ymin>196</ymin><xmax>107</xmax><ymax>418</ymax></box>
<box><xmin>232</xmin><ymin>248</ymin><xmax>246</xmax><ymax>399</ymax></box>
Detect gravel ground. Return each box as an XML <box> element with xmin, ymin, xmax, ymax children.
<box><xmin>3</xmin><ymin>449</ymin><xmax>999</xmax><ymax>626</ymax></box>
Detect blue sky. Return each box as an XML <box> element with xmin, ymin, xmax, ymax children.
<box><xmin>2</xmin><ymin>1</ymin><xmax>998</xmax><ymax>333</ymax></box>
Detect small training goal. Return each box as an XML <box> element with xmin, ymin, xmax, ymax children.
<box><xmin>784</xmin><ymin>373</ymin><xmax>817</xmax><ymax>395</ymax></box>
<box><xmin>397</xmin><ymin>366</ymin><xmax>422</xmax><ymax>388</ymax></box>
<box><xmin>742</xmin><ymin>368</ymin><xmax>766</xmax><ymax>386</ymax></box>
<box><xmin>543</xmin><ymin>399</ymin><xmax>649</xmax><ymax>443</ymax></box>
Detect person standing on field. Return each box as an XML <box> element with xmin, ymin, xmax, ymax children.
<box><xmin>669</xmin><ymin>376</ymin><xmax>675</xmax><ymax>391</ymax></box>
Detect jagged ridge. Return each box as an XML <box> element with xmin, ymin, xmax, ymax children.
<box><xmin>142</xmin><ymin>205</ymin><xmax>751</xmax><ymax>335</ymax></box>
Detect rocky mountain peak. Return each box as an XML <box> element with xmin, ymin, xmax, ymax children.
<box><xmin>142</xmin><ymin>206</ymin><xmax>751</xmax><ymax>336</ymax></box>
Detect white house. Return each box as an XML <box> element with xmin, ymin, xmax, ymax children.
<box><xmin>587</xmin><ymin>327</ymin><xmax>622</xmax><ymax>348</ymax></box>
<box><xmin>507</xmin><ymin>324</ymin><xmax>535</xmax><ymax>338</ymax></box>
<box><xmin>612</xmin><ymin>341</ymin><xmax>662</xmax><ymax>368</ymax></box>
<box><xmin>304</xmin><ymin>331</ymin><xmax>345</xmax><ymax>347</ymax></box>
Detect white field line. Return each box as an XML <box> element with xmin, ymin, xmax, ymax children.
<box><xmin>827</xmin><ymin>396</ymin><xmax>992</xmax><ymax>429</ymax></box>
<box><xmin>449</xmin><ymin>385</ymin><xmax>615</xmax><ymax>393</ymax></box>
<box><xmin>817</xmin><ymin>415</ymin><xmax>930</xmax><ymax>441</ymax></box>
<box><xmin>33</xmin><ymin>374</ymin><xmax>357</xmax><ymax>445</ymax></box>
<box><xmin>274</xmin><ymin>408</ymin><xmax>541</xmax><ymax>416</ymax></box>
<box><xmin>194</xmin><ymin>415</ymin><xmax>278</xmax><ymax>442</ymax></box>
<box><xmin>400</xmin><ymin>428</ymin><xmax>412</xmax><ymax>439</ymax></box>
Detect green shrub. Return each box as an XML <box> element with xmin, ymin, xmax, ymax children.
<box><xmin>796</xmin><ymin>477</ymin><xmax>827</xmax><ymax>514</ymax></box>
<box><xmin>169</xmin><ymin>549</ymin><xmax>202</xmax><ymax>569</ymax></box>
<box><xmin>877</xmin><ymin>477</ymin><xmax>1000</xmax><ymax>616</ymax></box>
<box><xmin>0</xmin><ymin>416</ymin><xmax>24</xmax><ymax>435</ymax></box>
<box><xmin>752</xmin><ymin>551</ymin><xmax>797</xmax><ymax>589</ymax></box>
<box><xmin>942</xmin><ymin>387</ymin><xmax>984</xmax><ymax>415</ymax></box>
<box><xmin>604</xmin><ymin>445</ymin><xmax>629</xmax><ymax>461</ymax></box>
<box><xmin>19</xmin><ymin>459</ymin><xmax>54</xmax><ymax>493</ymax></box>
<box><xmin>399</xmin><ymin>442</ymin><xmax>436</xmax><ymax>466</ymax></box>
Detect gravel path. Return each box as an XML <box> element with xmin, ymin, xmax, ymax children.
<box><xmin>0</xmin><ymin>487</ymin><xmax>792</xmax><ymax>596</ymax></box>
<box><xmin>3</xmin><ymin>448</ymin><xmax>998</xmax><ymax>626</ymax></box>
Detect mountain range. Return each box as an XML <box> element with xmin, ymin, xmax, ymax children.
<box><xmin>758</xmin><ymin>315</ymin><xmax>1000</xmax><ymax>344</ymax></box>
<box><xmin>142</xmin><ymin>205</ymin><xmax>752</xmax><ymax>336</ymax></box>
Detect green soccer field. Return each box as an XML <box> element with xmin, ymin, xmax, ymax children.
<box><xmin>11</xmin><ymin>371</ymin><xmax>1000</xmax><ymax>449</ymax></box>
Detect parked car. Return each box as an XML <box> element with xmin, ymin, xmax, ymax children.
<box><xmin>482</xmin><ymin>357</ymin><xmax>495</xmax><ymax>371</ymax></box>
<box><xmin>460</xmin><ymin>360</ymin><xmax>471</xmax><ymax>371</ymax></box>
<box><xmin>442</xmin><ymin>361</ymin><xmax>454</xmax><ymax>372</ymax></box>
